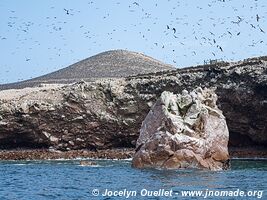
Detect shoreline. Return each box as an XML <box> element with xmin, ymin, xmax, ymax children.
<box><xmin>0</xmin><ymin>148</ymin><xmax>134</xmax><ymax>160</ymax></box>
<box><xmin>0</xmin><ymin>147</ymin><xmax>266</xmax><ymax>161</ymax></box>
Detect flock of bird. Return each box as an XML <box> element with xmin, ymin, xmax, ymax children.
<box><xmin>0</xmin><ymin>0</ymin><xmax>266</xmax><ymax>83</ymax></box>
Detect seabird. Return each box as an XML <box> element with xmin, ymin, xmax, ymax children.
<box><xmin>64</xmin><ymin>8</ymin><xmax>70</xmax><ymax>15</ymax></box>
<box><xmin>256</xmin><ymin>14</ymin><xmax>260</xmax><ymax>22</ymax></box>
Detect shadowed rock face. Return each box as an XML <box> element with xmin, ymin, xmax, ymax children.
<box><xmin>132</xmin><ymin>88</ymin><xmax>229</xmax><ymax>170</ymax></box>
<box><xmin>0</xmin><ymin>55</ymin><xmax>266</xmax><ymax>150</ymax></box>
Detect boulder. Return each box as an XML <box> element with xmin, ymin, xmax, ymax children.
<box><xmin>132</xmin><ymin>88</ymin><xmax>230</xmax><ymax>170</ymax></box>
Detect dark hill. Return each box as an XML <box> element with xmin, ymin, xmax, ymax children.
<box><xmin>0</xmin><ymin>50</ymin><xmax>175</xmax><ymax>90</ymax></box>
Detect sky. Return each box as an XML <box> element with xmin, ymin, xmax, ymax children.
<box><xmin>0</xmin><ymin>0</ymin><xmax>266</xmax><ymax>84</ymax></box>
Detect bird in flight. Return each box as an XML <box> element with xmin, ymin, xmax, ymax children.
<box><xmin>258</xmin><ymin>26</ymin><xmax>265</xmax><ymax>33</ymax></box>
<box><xmin>133</xmin><ymin>2</ymin><xmax>139</xmax><ymax>6</ymax></box>
<box><xmin>209</xmin><ymin>31</ymin><xmax>215</xmax><ymax>36</ymax></box>
<box><xmin>256</xmin><ymin>14</ymin><xmax>260</xmax><ymax>22</ymax></box>
<box><xmin>250</xmin><ymin>24</ymin><xmax>256</xmax><ymax>29</ymax></box>
<box><xmin>64</xmin><ymin>8</ymin><xmax>70</xmax><ymax>15</ymax></box>
<box><xmin>217</xmin><ymin>45</ymin><xmax>223</xmax><ymax>52</ymax></box>
<box><xmin>231</xmin><ymin>16</ymin><xmax>243</xmax><ymax>25</ymax></box>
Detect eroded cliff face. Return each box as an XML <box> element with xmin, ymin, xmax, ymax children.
<box><xmin>0</xmin><ymin>57</ymin><xmax>266</xmax><ymax>150</ymax></box>
<box><xmin>132</xmin><ymin>88</ymin><xmax>229</xmax><ymax>170</ymax></box>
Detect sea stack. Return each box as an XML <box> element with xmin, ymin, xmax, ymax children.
<box><xmin>132</xmin><ymin>88</ymin><xmax>230</xmax><ymax>170</ymax></box>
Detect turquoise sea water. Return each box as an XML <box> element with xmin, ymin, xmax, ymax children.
<box><xmin>0</xmin><ymin>159</ymin><xmax>266</xmax><ymax>200</ymax></box>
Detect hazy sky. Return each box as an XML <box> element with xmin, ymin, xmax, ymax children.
<box><xmin>0</xmin><ymin>0</ymin><xmax>266</xmax><ymax>84</ymax></box>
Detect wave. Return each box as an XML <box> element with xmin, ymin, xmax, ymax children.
<box><xmin>231</xmin><ymin>157</ymin><xmax>267</xmax><ymax>161</ymax></box>
<box><xmin>78</xmin><ymin>164</ymin><xmax>102</xmax><ymax>167</ymax></box>
<box><xmin>13</xmin><ymin>163</ymin><xmax>32</xmax><ymax>166</ymax></box>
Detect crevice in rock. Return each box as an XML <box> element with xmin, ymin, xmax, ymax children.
<box><xmin>229</xmin><ymin>131</ymin><xmax>255</xmax><ymax>147</ymax></box>
<box><xmin>0</xmin><ymin>133</ymin><xmax>49</xmax><ymax>149</ymax></box>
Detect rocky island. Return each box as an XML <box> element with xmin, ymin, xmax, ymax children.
<box><xmin>132</xmin><ymin>88</ymin><xmax>230</xmax><ymax>170</ymax></box>
<box><xmin>0</xmin><ymin>50</ymin><xmax>266</xmax><ymax>160</ymax></box>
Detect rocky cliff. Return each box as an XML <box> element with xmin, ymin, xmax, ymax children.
<box><xmin>0</xmin><ymin>56</ymin><xmax>267</xmax><ymax>150</ymax></box>
<box><xmin>132</xmin><ymin>88</ymin><xmax>230</xmax><ymax>170</ymax></box>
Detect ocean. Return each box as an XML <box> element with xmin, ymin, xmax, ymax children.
<box><xmin>0</xmin><ymin>159</ymin><xmax>266</xmax><ymax>200</ymax></box>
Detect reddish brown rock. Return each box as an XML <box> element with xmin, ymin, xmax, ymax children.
<box><xmin>0</xmin><ymin>56</ymin><xmax>266</xmax><ymax>152</ymax></box>
<box><xmin>132</xmin><ymin>88</ymin><xmax>230</xmax><ymax>170</ymax></box>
